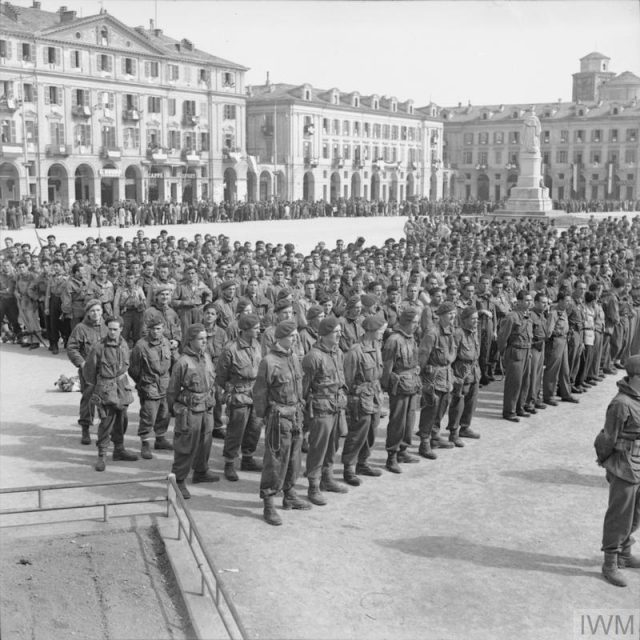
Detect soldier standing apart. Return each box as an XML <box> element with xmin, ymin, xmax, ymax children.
<box><xmin>342</xmin><ymin>315</ymin><xmax>387</xmax><ymax>485</ymax></box>
<box><xmin>255</xmin><ymin>320</ymin><xmax>310</xmax><ymax>526</ymax></box>
<box><xmin>83</xmin><ymin>316</ymin><xmax>138</xmax><ymax>471</ymax></box>
<box><xmin>168</xmin><ymin>323</ymin><xmax>219</xmax><ymax>500</ymax></box>
<box><xmin>67</xmin><ymin>299</ymin><xmax>108</xmax><ymax>444</ymax></box>
<box><xmin>217</xmin><ymin>314</ymin><xmax>263</xmax><ymax>482</ymax></box>
<box><xmin>381</xmin><ymin>308</ymin><xmax>422</xmax><ymax>473</ymax></box>
<box><xmin>202</xmin><ymin>303</ymin><xmax>229</xmax><ymax>440</ymax></box>
<box><xmin>129</xmin><ymin>317</ymin><xmax>174</xmax><ymax>460</ymax></box>
<box><xmin>447</xmin><ymin>307</ymin><xmax>482</xmax><ymax>446</ymax></box>
<box><xmin>524</xmin><ymin>293</ymin><xmax>550</xmax><ymax>413</ymax></box>
<box><xmin>303</xmin><ymin>316</ymin><xmax>349</xmax><ymax>505</ymax></box>
<box><xmin>418</xmin><ymin>302</ymin><xmax>457</xmax><ymax>459</ymax></box>
<box><xmin>497</xmin><ymin>290</ymin><xmax>533</xmax><ymax>422</ymax></box>
<box><xmin>594</xmin><ymin>355</ymin><xmax>640</xmax><ymax>588</ymax></box>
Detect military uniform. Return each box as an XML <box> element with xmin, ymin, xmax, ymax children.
<box><xmin>543</xmin><ymin>305</ymin><xmax>573</xmax><ymax>403</ymax></box>
<box><xmin>525</xmin><ymin>307</ymin><xmax>550</xmax><ymax>410</ymax></box>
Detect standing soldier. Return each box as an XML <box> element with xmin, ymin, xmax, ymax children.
<box><xmin>381</xmin><ymin>308</ymin><xmax>422</xmax><ymax>473</ymax></box>
<box><xmin>567</xmin><ymin>281</ymin><xmax>588</xmax><ymax>394</ymax></box>
<box><xmin>447</xmin><ymin>307</ymin><xmax>482</xmax><ymax>445</ymax></box>
<box><xmin>476</xmin><ymin>276</ymin><xmax>497</xmax><ymax>385</ymax></box>
<box><xmin>594</xmin><ymin>354</ymin><xmax>640</xmax><ymax>588</ymax></box>
<box><xmin>83</xmin><ymin>316</ymin><xmax>137</xmax><ymax>471</ymax></box>
<box><xmin>524</xmin><ymin>293</ymin><xmax>550</xmax><ymax>413</ymax></box>
<box><xmin>129</xmin><ymin>317</ymin><xmax>174</xmax><ymax>460</ymax></box>
<box><xmin>418</xmin><ymin>301</ymin><xmax>457</xmax><ymax>459</ymax></box>
<box><xmin>202</xmin><ymin>303</ymin><xmax>229</xmax><ymax>440</ymax></box>
<box><xmin>167</xmin><ymin>323</ymin><xmax>219</xmax><ymax>500</ymax></box>
<box><xmin>255</xmin><ymin>320</ymin><xmax>310</xmax><ymax>526</ymax></box>
<box><xmin>44</xmin><ymin>259</ymin><xmax>68</xmax><ymax>353</ymax></box>
<box><xmin>302</xmin><ymin>316</ymin><xmax>349</xmax><ymax>505</ymax></box>
<box><xmin>339</xmin><ymin>295</ymin><xmax>364</xmax><ymax>353</ymax></box>
<box><xmin>113</xmin><ymin>270</ymin><xmax>147</xmax><ymax>348</ymax></box>
<box><xmin>216</xmin><ymin>314</ymin><xmax>263</xmax><ymax>482</ymax></box>
<box><xmin>62</xmin><ymin>264</ymin><xmax>88</xmax><ymax>329</ymax></box>
<box><xmin>497</xmin><ymin>290</ymin><xmax>533</xmax><ymax>422</ymax></box>
<box><xmin>142</xmin><ymin>286</ymin><xmax>182</xmax><ymax>356</ymax></box>
<box><xmin>67</xmin><ymin>299</ymin><xmax>108</xmax><ymax>444</ymax></box>
<box><xmin>342</xmin><ymin>315</ymin><xmax>386</xmax><ymax>485</ymax></box>
<box><xmin>172</xmin><ymin>264</ymin><xmax>212</xmax><ymax>338</ymax></box>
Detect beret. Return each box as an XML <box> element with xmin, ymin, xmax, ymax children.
<box><xmin>625</xmin><ymin>355</ymin><xmax>640</xmax><ymax>376</ymax></box>
<box><xmin>145</xmin><ymin>315</ymin><xmax>164</xmax><ymax>328</ymax></box>
<box><xmin>277</xmin><ymin>289</ymin><xmax>292</xmax><ymax>300</ymax></box>
<box><xmin>428</xmin><ymin>286</ymin><xmax>442</xmax><ymax>296</ymax></box>
<box><xmin>398</xmin><ymin>308</ymin><xmax>418</xmax><ymax>324</ymax></box>
<box><xmin>362</xmin><ymin>314</ymin><xmax>386</xmax><ymax>332</ymax></box>
<box><xmin>238</xmin><ymin>313</ymin><xmax>261</xmax><ymax>331</ymax></box>
<box><xmin>460</xmin><ymin>306</ymin><xmax>478</xmax><ymax>320</ymax></box>
<box><xmin>306</xmin><ymin>305</ymin><xmax>324</xmax><ymax>321</ymax></box>
<box><xmin>274</xmin><ymin>319</ymin><xmax>297</xmax><ymax>339</ymax></box>
<box><xmin>186</xmin><ymin>323</ymin><xmax>206</xmax><ymax>341</ymax></box>
<box><xmin>360</xmin><ymin>294</ymin><xmax>377</xmax><ymax>308</ymax></box>
<box><xmin>318</xmin><ymin>316</ymin><xmax>340</xmax><ymax>336</ymax></box>
<box><xmin>221</xmin><ymin>279</ymin><xmax>236</xmax><ymax>290</ymax></box>
<box><xmin>275</xmin><ymin>298</ymin><xmax>293</xmax><ymax>312</ymax></box>
<box><xmin>236</xmin><ymin>297</ymin><xmax>253</xmax><ymax>314</ymax></box>
<box><xmin>84</xmin><ymin>298</ymin><xmax>102</xmax><ymax>313</ymax></box>
<box><xmin>437</xmin><ymin>302</ymin><xmax>457</xmax><ymax>315</ymax></box>
<box><xmin>346</xmin><ymin>294</ymin><xmax>362</xmax><ymax>309</ymax></box>
<box><xmin>154</xmin><ymin>285</ymin><xmax>172</xmax><ymax>296</ymax></box>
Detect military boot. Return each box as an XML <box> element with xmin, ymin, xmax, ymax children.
<box><xmin>224</xmin><ymin>461</ymin><xmax>239</xmax><ymax>482</ymax></box>
<box><xmin>95</xmin><ymin>454</ymin><xmax>106</xmax><ymax>472</ymax></box>
<box><xmin>140</xmin><ymin>441</ymin><xmax>153</xmax><ymax>460</ymax></box>
<box><xmin>81</xmin><ymin>425</ymin><xmax>91</xmax><ymax>445</ymax></box>
<box><xmin>154</xmin><ymin>436</ymin><xmax>174</xmax><ymax>450</ymax></box>
<box><xmin>602</xmin><ymin>552</ymin><xmax>627</xmax><ymax>587</ymax></box>
<box><xmin>418</xmin><ymin>439</ymin><xmax>437</xmax><ymax>460</ymax></box>
<box><xmin>240</xmin><ymin>456</ymin><xmax>263</xmax><ymax>472</ymax></box>
<box><xmin>386</xmin><ymin>451</ymin><xmax>402</xmax><ymax>474</ymax></box>
<box><xmin>263</xmin><ymin>497</ymin><xmax>282</xmax><ymax>526</ymax></box>
<box><xmin>307</xmin><ymin>481</ymin><xmax>327</xmax><ymax>506</ymax></box>
<box><xmin>320</xmin><ymin>470</ymin><xmax>348</xmax><ymax>493</ymax></box>
<box><xmin>282</xmin><ymin>490</ymin><xmax>311</xmax><ymax>510</ymax></box>
<box><xmin>449</xmin><ymin>428</ymin><xmax>465</xmax><ymax>448</ymax></box>
<box><xmin>431</xmin><ymin>434</ymin><xmax>454</xmax><ymax>449</ymax></box>
<box><xmin>343</xmin><ymin>466</ymin><xmax>361</xmax><ymax>486</ymax></box>
<box><xmin>459</xmin><ymin>426</ymin><xmax>481</xmax><ymax>439</ymax></box>
<box><xmin>618</xmin><ymin>545</ymin><xmax>640</xmax><ymax>569</ymax></box>
<box><xmin>113</xmin><ymin>445</ymin><xmax>139</xmax><ymax>461</ymax></box>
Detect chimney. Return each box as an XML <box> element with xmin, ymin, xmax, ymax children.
<box><xmin>32</xmin><ymin>0</ymin><xmax>41</xmax><ymax>8</ymax></box>
<box><xmin>153</xmin><ymin>28</ymin><xmax>162</xmax><ymax>37</ymax></box>
<box><xmin>58</xmin><ymin>5</ymin><xmax>67</xmax><ymax>12</ymax></box>
<box><xmin>265</xmin><ymin>71</ymin><xmax>270</xmax><ymax>87</ymax></box>
<box><xmin>149</xmin><ymin>18</ymin><xmax>154</xmax><ymax>30</ymax></box>
<box><xmin>60</xmin><ymin>8</ymin><xmax>76</xmax><ymax>22</ymax></box>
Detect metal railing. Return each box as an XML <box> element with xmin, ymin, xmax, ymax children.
<box><xmin>0</xmin><ymin>474</ymin><xmax>248</xmax><ymax>640</ymax></box>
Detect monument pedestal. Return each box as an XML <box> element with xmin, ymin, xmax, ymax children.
<box><xmin>498</xmin><ymin>150</ymin><xmax>553</xmax><ymax>217</ymax></box>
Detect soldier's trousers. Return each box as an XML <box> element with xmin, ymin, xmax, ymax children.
<box><xmin>96</xmin><ymin>405</ymin><xmax>128</xmax><ymax>454</ymax></box>
<box><xmin>0</xmin><ymin>295</ymin><xmax>20</xmax><ymax>335</ymax></box>
<box><xmin>306</xmin><ymin>412</ymin><xmax>340</xmax><ymax>483</ymax></box>
<box><xmin>448</xmin><ymin>380</ymin><xmax>479</xmax><ymax>430</ymax></box>
<box><xmin>567</xmin><ymin>331</ymin><xmax>584</xmax><ymax>385</ymax></box>
<box><xmin>419</xmin><ymin>390</ymin><xmax>451</xmax><ymax>440</ymax></box>
<box><xmin>47</xmin><ymin>295</ymin><xmax>69</xmax><ymax>346</ymax></box>
<box><xmin>525</xmin><ymin>346</ymin><xmax>545</xmax><ymax>407</ymax></box>
<box><xmin>502</xmin><ymin>346</ymin><xmax>531</xmax><ymax>416</ymax></box>
<box><xmin>259</xmin><ymin>416</ymin><xmax>301</xmax><ymax>498</ymax></box>
<box><xmin>341</xmin><ymin>410</ymin><xmax>379</xmax><ymax>467</ymax></box>
<box><xmin>78</xmin><ymin>367</ymin><xmax>96</xmax><ymax>429</ymax></box>
<box><xmin>137</xmin><ymin>397</ymin><xmax>170</xmax><ymax>441</ymax></box>
<box><xmin>587</xmin><ymin>332</ymin><xmax>604</xmax><ymax>380</ymax></box>
<box><xmin>223</xmin><ymin>404</ymin><xmax>261</xmax><ymax>462</ymax></box>
<box><xmin>122</xmin><ymin>310</ymin><xmax>143</xmax><ymax>347</ymax></box>
<box><xmin>543</xmin><ymin>338</ymin><xmax>572</xmax><ymax>401</ymax></box>
<box><xmin>171</xmin><ymin>407</ymin><xmax>213</xmax><ymax>484</ymax></box>
<box><xmin>601</xmin><ymin>471</ymin><xmax>640</xmax><ymax>554</ymax></box>
<box><xmin>386</xmin><ymin>393</ymin><xmax>419</xmax><ymax>453</ymax></box>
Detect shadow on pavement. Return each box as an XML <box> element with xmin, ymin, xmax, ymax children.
<box><xmin>194</xmin><ymin>494</ymin><xmax>262</xmax><ymax>521</ymax></box>
<box><xmin>501</xmin><ymin>468</ymin><xmax>606</xmax><ymax>488</ymax></box>
<box><xmin>376</xmin><ymin>535</ymin><xmax>602</xmax><ymax>579</ymax></box>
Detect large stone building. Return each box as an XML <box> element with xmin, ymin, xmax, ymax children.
<box><xmin>0</xmin><ymin>1</ymin><xmax>248</xmax><ymax>207</ymax></box>
<box><xmin>441</xmin><ymin>52</ymin><xmax>640</xmax><ymax>203</ymax></box>
<box><xmin>245</xmin><ymin>81</ymin><xmax>443</xmax><ymax>203</ymax></box>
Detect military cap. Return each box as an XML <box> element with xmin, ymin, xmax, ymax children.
<box><xmin>398</xmin><ymin>308</ymin><xmax>418</xmax><ymax>324</ymax></box>
<box><xmin>361</xmin><ymin>294</ymin><xmax>377</xmax><ymax>308</ymax></box>
<box><xmin>276</xmin><ymin>289</ymin><xmax>292</xmax><ymax>300</ymax></box>
<box><xmin>306</xmin><ymin>305</ymin><xmax>324</xmax><ymax>321</ymax></box>
<box><xmin>236</xmin><ymin>297</ymin><xmax>253</xmax><ymax>314</ymax></box>
<box><xmin>154</xmin><ymin>285</ymin><xmax>172</xmax><ymax>296</ymax></box>
<box><xmin>274</xmin><ymin>319</ymin><xmax>297</xmax><ymax>339</ymax></box>
<box><xmin>84</xmin><ymin>298</ymin><xmax>102</xmax><ymax>313</ymax></box>
<box><xmin>145</xmin><ymin>315</ymin><xmax>164</xmax><ymax>329</ymax></box>
<box><xmin>346</xmin><ymin>294</ymin><xmax>362</xmax><ymax>309</ymax></box>
<box><xmin>362</xmin><ymin>315</ymin><xmax>386</xmax><ymax>332</ymax></box>
<box><xmin>238</xmin><ymin>314</ymin><xmax>261</xmax><ymax>331</ymax></box>
<box><xmin>625</xmin><ymin>355</ymin><xmax>640</xmax><ymax>376</ymax></box>
<box><xmin>428</xmin><ymin>286</ymin><xmax>442</xmax><ymax>296</ymax></box>
<box><xmin>221</xmin><ymin>279</ymin><xmax>236</xmax><ymax>291</ymax></box>
<box><xmin>275</xmin><ymin>298</ymin><xmax>293</xmax><ymax>312</ymax></box>
<box><xmin>318</xmin><ymin>316</ymin><xmax>340</xmax><ymax>336</ymax></box>
<box><xmin>460</xmin><ymin>306</ymin><xmax>478</xmax><ymax>320</ymax></box>
<box><xmin>437</xmin><ymin>301</ymin><xmax>457</xmax><ymax>315</ymax></box>
<box><xmin>186</xmin><ymin>323</ymin><xmax>206</xmax><ymax>341</ymax></box>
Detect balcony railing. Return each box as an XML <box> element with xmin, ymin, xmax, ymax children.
<box><xmin>0</xmin><ymin>142</ymin><xmax>23</xmax><ymax>157</ymax></box>
<box><xmin>147</xmin><ymin>147</ymin><xmax>168</xmax><ymax>162</ymax></box>
<box><xmin>304</xmin><ymin>157</ymin><xmax>319</xmax><ymax>168</ymax></box>
<box><xmin>182</xmin><ymin>114</ymin><xmax>199</xmax><ymax>127</ymax></box>
<box><xmin>123</xmin><ymin>109</ymin><xmax>140</xmax><ymax>122</ymax></box>
<box><xmin>73</xmin><ymin>105</ymin><xmax>92</xmax><ymax>118</ymax></box>
<box><xmin>46</xmin><ymin>144</ymin><xmax>71</xmax><ymax>157</ymax></box>
<box><xmin>0</xmin><ymin>96</ymin><xmax>18</xmax><ymax>112</ymax></box>
<box><xmin>100</xmin><ymin>146</ymin><xmax>122</xmax><ymax>160</ymax></box>
<box><xmin>223</xmin><ymin>147</ymin><xmax>242</xmax><ymax>163</ymax></box>
<box><xmin>182</xmin><ymin>149</ymin><xmax>201</xmax><ymax>164</ymax></box>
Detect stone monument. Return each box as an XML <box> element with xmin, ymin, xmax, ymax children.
<box><xmin>501</xmin><ymin>107</ymin><xmax>553</xmax><ymax>216</ymax></box>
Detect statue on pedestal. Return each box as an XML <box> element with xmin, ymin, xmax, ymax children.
<box><xmin>522</xmin><ymin>107</ymin><xmax>541</xmax><ymax>154</ymax></box>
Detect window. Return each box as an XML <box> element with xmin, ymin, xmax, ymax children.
<box><xmin>343</xmin><ymin>144</ymin><xmax>351</xmax><ymax>160</ymax></box>
<box><xmin>608</xmin><ymin>151</ymin><xmax>619</xmax><ymax>164</ymax></box>
<box><xmin>123</xmin><ymin>127</ymin><xmax>140</xmax><ymax>150</ymax></box>
<box><xmin>148</xmin><ymin>96</ymin><xmax>162</xmax><ymax>114</ymax></box>
<box><xmin>509</xmin><ymin>153</ymin><xmax>519</xmax><ymax>166</ymax></box>
<box><xmin>556</xmin><ymin>150</ymin><xmax>568</xmax><ymax>164</ymax></box>
<box><xmin>332</xmin><ymin>92</ymin><xmax>339</xmax><ymax>105</ymax></box>
<box><xmin>322</xmin><ymin>142</ymin><xmax>329</xmax><ymax>159</ymax></box>
<box><xmin>373</xmin><ymin>124</ymin><xmax>381</xmax><ymax>139</ymax></box>
<box><xmin>591</xmin><ymin>129</ymin><xmax>602</xmax><ymax>143</ymax></box>
<box><xmin>167</xmin><ymin>64</ymin><xmax>179</xmax><ymax>81</ymax></box>
<box><xmin>382</xmin><ymin>124</ymin><xmax>390</xmax><ymax>140</ymax></box>
<box><xmin>101</xmin><ymin>125</ymin><xmax>116</xmax><ymax>148</ymax></box>
<box><xmin>183</xmin><ymin>100</ymin><xmax>196</xmax><ymax>116</ymax></box>
<box><xmin>200</xmin><ymin>102</ymin><xmax>207</xmax><ymax>117</ymax></box>
<box><xmin>332</xmin><ymin>119</ymin><xmax>339</xmax><ymax>135</ymax></box>
<box><xmin>363</xmin><ymin>122</ymin><xmax>370</xmax><ymax>138</ymax></box>
<box><xmin>23</xmin><ymin>83</ymin><xmax>35</xmax><ymax>102</ymax></box>
<box><xmin>610</xmin><ymin>129</ymin><xmax>618</xmax><ymax>142</ymax></box>
<box><xmin>200</xmin><ymin>132</ymin><xmax>210</xmax><ymax>151</ymax></box>
<box><xmin>408</xmin><ymin>127</ymin><xmax>415</xmax><ymax>142</ymax></box>
<box><xmin>123</xmin><ymin>94</ymin><xmax>139</xmax><ymax>111</ymax></box>
<box><xmin>223</xmin><ymin>104</ymin><xmax>236</xmax><ymax>120</ymax></box>
<box><xmin>1</xmin><ymin>119</ymin><xmax>16</xmax><ymax>143</ymax></box>
<box><xmin>0</xmin><ymin>39</ymin><xmax>8</xmax><ymax>59</ymax></box>
<box><xmin>478</xmin><ymin>151</ymin><xmax>488</xmax><ymax>166</ymax></box>
<box><xmin>222</xmin><ymin>71</ymin><xmax>235</xmax><ymax>87</ymax></box>
<box><xmin>478</xmin><ymin>132</ymin><xmax>488</xmax><ymax>145</ymax></box>
<box><xmin>542</xmin><ymin>131</ymin><xmax>550</xmax><ymax>144</ymax></box>
<box><xmin>322</xmin><ymin>118</ymin><xmax>329</xmax><ymax>135</ymax></box>
<box><xmin>574</xmin><ymin>151</ymin><xmax>583</xmax><ymax>165</ymax></box>
<box><xmin>21</xmin><ymin>43</ymin><xmax>32</xmax><ymax>62</ymax></box>
<box><xmin>343</xmin><ymin>120</ymin><xmax>350</xmax><ymax>136</ymax></box>
<box><xmin>98</xmin><ymin>54</ymin><xmax>113</xmax><ymax>72</ymax></box>
<box><xmin>123</xmin><ymin>57</ymin><xmax>136</xmax><ymax>75</ymax></box>
<box><xmin>45</xmin><ymin>46</ymin><xmax>60</xmax><ymax>65</ymax></box>
<box><xmin>167</xmin><ymin>98</ymin><xmax>175</xmax><ymax>116</ymax></box>
<box><xmin>493</xmin><ymin>131</ymin><xmax>504</xmax><ymax>144</ymax></box>
<box><xmin>71</xmin><ymin>50</ymin><xmax>81</xmax><ymax>68</ymax></box>
<box><xmin>25</xmin><ymin>120</ymin><xmax>37</xmax><ymax>143</ymax></box>
<box><xmin>50</xmin><ymin>122</ymin><xmax>65</xmax><ymax>145</ymax></box>
<box><xmin>146</xmin><ymin>128</ymin><xmax>160</xmax><ymax>149</ymax></box>
<box><xmin>400</xmin><ymin>126</ymin><xmax>407</xmax><ymax>141</ymax></box>
<box><xmin>332</xmin><ymin>143</ymin><xmax>340</xmax><ymax>159</ymax></box>
<box><xmin>199</xmin><ymin>68</ymin><xmax>208</xmax><ymax>83</ymax></box>
<box><xmin>494</xmin><ymin>150</ymin><xmax>502</xmax><ymax>165</ymax></box>
<box><xmin>626</xmin><ymin>149</ymin><xmax>637</xmax><ymax>164</ymax></box>
<box><xmin>574</xmin><ymin>130</ymin><xmax>585</xmax><ymax>143</ymax></box>
<box><xmin>626</xmin><ymin>129</ymin><xmax>638</xmax><ymax>142</ymax></box>
<box><xmin>590</xmin><ymin>150</ymin><xmax>601</xmax><ymax>164</ymax></box>
<box><xmin>354</xmin><ymin>122</ymin><xmax>360</xmax><ymax>137</ymax></box>
<box><xmin>100</xmin><ymin>91</ymin><xmax>114</xmax><ymax>110</ymax></box>
<box><xmin>560</xmin><ymin>130</ymin><xmax>568</xmax><ymax>143</ymax></box>
<box><xmin>391</xmin><ymin>126</ymin><xmax>398</xmax><ymax>140</ymax></box>
<box><xmin>99</xmin><ymin>28</ymin><xmax>109</xmax><ymax>46</ymax></box>
<box><xmin>372</xmin><ymin>99</ymin><xmax>378</xmax><ymax>110</ymax></box>
<box><xmin>223</xmin><ymin>133</ymin><xmax>235</xmax><ymax>149</ymax></box>
<box><xmin>168</xmin><ymin>130</ymin><xmax>181</xmax><ymax>149</ymax></box>
<box><xmin>183</xmin><ymin>131</ymin><xmax>195</xmax><ymax>150</ymax></box>
<box><xmin>45</xmin><ymin>85</ymin><xmax>62</xmax><ymax>105</ymax></box>
<box><xmin>73</xmin><ymin>88</ymin><xmax>89</xmax><ymax>107</ymax></box>
<box><xmin>145</xmin><ymin>61</ymin><xmax>159</xmax><ymax>78</ymax></box>
<box><xmin>509</xmin><ymin>131</ymin><xmax>520</xmax><ymax>144</ymax></box>
<box><xmin>74</xmin><ymin>123</ymin><xmax>91</xmax><ymax>147</ymax></box>
<box><xmin>353</xmin><ymin>96</ymin><xmax>359</xmax><ymax>108</ymax></box>
<box><xmin>463</xmin><ymin>151</ymin><xmax>473</xmax><ymax>164</ymax></box>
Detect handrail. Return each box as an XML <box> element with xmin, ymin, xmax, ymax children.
<box><xmin>0</xmin><ymin>474</ymin><xmax>249</xmax><ymax>640</ymax></box>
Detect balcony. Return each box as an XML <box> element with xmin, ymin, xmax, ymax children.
<box><xmin>352</xmin><ymin>159</ymin><xmax>365</xmax><ymax>170</ymax></box>
<box><xmin>100</xmin><ymin>146</ymin><xmax>122</xmax><ymax>160</ymax></box>
<box><xmin>45</xmin><ymin>144</ymin><xmax>71</xmax><ymax>157</ymax></box>
<box><xmin>182</xmin><ymin>114</ymin><xmax>199</xmax><ymax>127</ymax></box>
<box><xmin>182</xmin><ymin>149</ymin><xmax>201</xmax><ymax>164</ymax></box>
<box><xmin>223</xmin><ymin>147</ymin><xmax>242</xmax><ymax>163</ymax></box>
<box><xmin>333</xmin><ymin>157</ymin><xmax>344</xmax><ymax>169</ymax></box>
<box><xmin>261</xmin><ymin>125</ymin><xmax>273</xmax><ymax>137</ymax></box>
<box><xmin>304</xmin><ymin>157</ymin><xmax>319</xmax><ymax>169</ymax></box>
<box><xmin>0</xmin><ymin>96</ymin><xmax>18</xmax><ymax>112</ymax></box>
<box><xmin>0</xmin><ymin>142</ymin><xmax>22</xmax><ymax>158</ymax></box>
<box><xmin>73</xmin><ymin>105</ymin><xmax>92</xmax><ymax>118</ymax></box>
<box><xmin>123</xmin><ymin>109</ymin><xmax>140</xmax><ymax>122</ymax></box>
<box><xmin>147</xmin><ymin>147</ymin><xmax>168</xmax><ymax>162</ymax></box>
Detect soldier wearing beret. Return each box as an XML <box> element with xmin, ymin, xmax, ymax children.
<box><xmin>339</xmin><ymin>294</ymin><xmax>365</xmax><ymax>353</ymax></box>
<box><xmin>212</xmin><ymin>280</ymin><xmax>238</xmax><ymax>330</ymax></box>
<box><xmin>216</xmin><ymin>314</ymin><xmax>263</xmax><ymax>481</ymax></box>
<box><xmin>342</xmin><ymin>314</ymin><xmax>387</xmax><ymax>484</ymax></box>
<box><xmin>595</xmin><ymin>354</ymin><xmax>640</xmax><ymax>587</ymax></box>
<box><xmin>255</xmin><ymin>319</ymin><xmax>310</xmax><ymax>525</ymax></box>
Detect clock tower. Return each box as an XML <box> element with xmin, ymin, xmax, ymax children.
<box><xmin>572</xmin><ymin>52</ymin><xmax>616</xmax><ymax>102</ymax></box>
